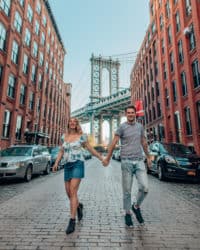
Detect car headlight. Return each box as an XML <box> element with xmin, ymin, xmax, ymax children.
<box><xmin>9</xmin><ymin>162</ymin><xmax>26</xmax><ymax>167</ymax></box>
<box><xmin>164</xmin><ymin>155</ymin><xmax>177</xmax><ymax>164</ymax></box>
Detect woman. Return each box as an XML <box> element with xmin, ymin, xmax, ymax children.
<box><xmin>53</xmin><ymin>117</ymin><xmax>103</xmax><ymax>234</ymax></box>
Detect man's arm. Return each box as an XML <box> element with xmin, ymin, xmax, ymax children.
<box><xmin>141</xmin><ymin>135</ymin><xmax>151</xmax><ymax>168</ymax></box>
<box><xmin>103</xmin><ymin>135</ymin><xmax>120</xmax><ymax>166</ymax></box>
<box><xmin>141</xmin><ymin>136</ymin><xmax>149</xmax><ymax>157</ymax></box>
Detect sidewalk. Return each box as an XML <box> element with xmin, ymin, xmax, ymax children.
<box><xmin>0</xmin><ymin>158</ymin><xmax>200</xmax><ymax>249</ymax></box>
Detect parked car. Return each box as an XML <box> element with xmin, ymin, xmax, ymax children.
<box><xmin>112</xmin><ymin>148</ymin><xmax>121</xmax><ymax>161</ymax></box>
<box><xmin>148</xmin><ymin>141</ymin><xmax>200</xmax><ymax>181</ymax></box>
<box><xmin>0</xmin><ymin>145</ymin><xmax>51</xmax><ymax>182</ymax></box>
<box><xmin>82</xmin><ymin>149</ymin><xmax>92</xmax><ymax>160</ymax></box>
<box><xmin>48</xmin><ymin>146</ymin><xmax>64</xmax><ymax>170</ymax></box>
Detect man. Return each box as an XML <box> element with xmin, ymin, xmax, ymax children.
<box><xmin>103</xmin><ymin>105</ymin><xmax>151</xmax><ymax>227</ymax></box>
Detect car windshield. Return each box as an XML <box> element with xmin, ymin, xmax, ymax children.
<box><xmin>49</xmin><ymin>147</ymin><xmax>60</xmax><ymax>154</ymax></box>
<box><xmin>1</xmin><ymin>147</ymin><xmax>33</xmax><ymax>157</ymax></box>
<box><xmin>162</xmin><ymin>144</ymin><xmax>192</xmax><ymax>155</ymax></box>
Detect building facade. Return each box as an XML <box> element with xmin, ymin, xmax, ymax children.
<box><xmin>0</xmin><ymin>0</ymin><xmax>71</xmax><ymax>149</ymax></box>
<box><xmin>131</xmin><ymin>0</ymin><xmax>200</xmax><ymax>154</ymax></box>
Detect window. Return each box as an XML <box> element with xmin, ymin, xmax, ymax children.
<box><xmin>156</xmin><ymin>82</ymin><xmax>160</xmax><ymax>96</ymax></box>
<box><xmin>39</xmin><ymin>52</ymin><xmax>44</xmax><ymax>66</ymax></box>
<box><xmin>41</xmin><ymin>32</ymin><xmax>45</xmax><ymax>45</ymax></box>
<box><xmin>170</xmin><ymin>52</ymin><xmax>174</xmax><ymax>72</ymax></box>
<box><xmin>161</xmin><ymin>38</ymin><xmax>164</xmax><ymax>54</ymax></box>
<box><xmin>20</xmin><ymin>84</ymin><xmax>26</xmax><ymax>105</ymax></box>
<box><xmin>46</xmin><ymin>43</ymin><xmax>50</xmax><ymax>54</ymax></box>
<box><xmin>167</xmin><ymin>26</ymin><xmax>172</xmax><ymax>45</ymax></box>
<box><xmin>14</xmin><ymin>11</ymin><xmax>22</xmax><ymax>33</ymax></box>
<box><xmin>165</xmin><ymin>1</ymin><xmax>170</xmax><ymax>18</ymax></box>
<box><xmin>35</xmin><ymin>20</ymin><xmax>40</xmax><ymax>35</ymax></box>
<box><xmin>36</xmin><ymin>1</ymin><xmax>41</xmax><ymax>14</ymax></box>
<box><xmin>7</xmin><ymin>74</ymin><xmax>16</xmax><ymax>98</ymax></box>
<box><xmin>0</xmin><ymin>0</ymin><xmax>11</xmax><ymax>16</ymax></box>
<box><xmin>0</xmin><ymin>22</ymin><xmax>6</xmax><ymax>51</ymax></box>
<box><xmin>24</xmin><ymin>28</ymin><xmax>31</xmax><ymax>47</ymax></box>
<box><xmin>172</xmin><ymin>80</ymin><xmax>177</xmax><ymax>102</ymax></box>
<box><xmin>174</xmin><ymin>111</ymin><xmax>181</xmax><ymax>142</ymax></box>
<box><xmin>29</xmin><ymin>92</ymin><xmax>34</xmax><ymax>110</ymax></box>
<box><xmin>18</xmin><ymin>0</ymin><xmax>24</xmax><ymax>6</ymax></box>
<box><xmin>27</xmin><ymin>4</ymin><xmax>33</xmax><ymax>23</ymax></box>
<box><xmin>22</xmin><ymin>54</ymin><xmax>29</xmax><ymax>74</ymax></box>
<box><xmin>150</xmin><ymin>4</ymin><xmax>154</xmax><ymax>16</ymax></box>
<box><xmin>189</xmin><ymin>24</ymin><xmax>196</xmax><ymax>51</ymax></box>
<box><xmin>191</xmin><ymin>60</ymin><xmax>200</xmax><ymax>88</ymax></box>
<box><xmin>42</xmin><ymin>15</ymin><xmax>47</xmax><ymax>26</ymax></box>
<box><xmin>0</xmin><ymin>65</ymin><xmax>3</xmax><ymax>84</ymax></box>
<box><xmin>184</xmin><ymin>106</ymin><xmax>192</xmax><ymax>135</ymax></box>
<box><xmin>178</xmin><ymin>40</ymin><xmax>184</xmax><ymax>63</ymax></box>
<box><xmin>38</xmin><ymin>73</ymin><xmax>43</xmax><ymax>89</ymax></box>
<box><xmin>31</xmin><ymin>64</ymin><xmax>37</xmax><ymax>82</ymax></box>
<box><xmin>165</xmin><ymin>88</ymin><xmax>169</xmax><ymax>107</ymax></box>
<box><xmin>16</xmin><ymin>115</ymin><xmax>22</xmax><ymax>140</ymax></box>
<box><xmin>196</xmin><ymin>101</ymin><xmax>200</xmax><ymax>130</ymax></box>
<box><xmin>175</xmin><ymin>12</ymin><xmax>181</xmax><ymax>32</ymax></box>
<box><xmin>45</xmin><ymin>61</ymin><xmax>48</xmax><ymax>73</ymax></box>
<box><xmin>151</xmin><ymin>21</ymin><xmax>156</xmax><ymax>34</ymax></box>
<box><xmin>32</xmin><ymin>41</ymin><xmax>38</xmax><ymax>57</ymax></box>
<box><xmin>157</xmin><ymin>102</ymin><xmax>161</xmax><ymax>117</ymax></box>
<box><xmin>2</xmin><ymin>110</ymin><xmax>11</xmax><ymax>138</ymax></box>
<box><xmin>36</xmin><ymin>98</ymin><xmax>40</xmax><ymax>113</ymax></box>
<box><xmin>180</xmin><ymin>71</ymin><xmax>188</xmax><ymax>96</ymax></box>
<box><xmin>48</xmin><ymin>27</ymin><xmax>51</xmax><ymax>36</ymax></box>
<box><xmin>163</xmin><ymin>63</ymin><xmax>167</xmax><ymax>80</ymax></box>
<box><xmin>11</xmin><ymin>40</ymin><xmax>19</xmax><ymax>64</ymax></box>
<box><xmin>185</xmin><ymin>0</ymin><xmax>191</xmax><ymax>16</ymax></box>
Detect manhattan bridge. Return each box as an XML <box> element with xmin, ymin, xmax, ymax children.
<box><xmin>71</xmin><ymin>54</ymin><xmax>132</xmax><ymax>145</ymax></box>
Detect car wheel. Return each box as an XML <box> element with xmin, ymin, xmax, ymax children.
<box><xmin>24</xmin><ymin>165</ymin><xmax>32</xmax><ymax>182</ymax></box>
<box><xmin>158</xmin><ymin>163</ymin><xmax>165</xmax><ymax>181</ymax></box>
<box><xmin>44</xmin><ymin>162</ymin><xmax>50</xmax><ymax>175</ymax></box>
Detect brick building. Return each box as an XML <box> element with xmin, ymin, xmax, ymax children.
<box><xmin>131</xmin><ymin>0</ymin><xmax>200</xmax><ymax>154</ymax></box>
<box><xmin>0</xmin><ymin>0</ymin><xmax>71</xmax><ymax>149</ymax></box>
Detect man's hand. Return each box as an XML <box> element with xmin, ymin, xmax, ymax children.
<box><xmin>146</xmin><ymin>155</ymin><xmax>152</xmax><ymax>169</ymax></box>
<box><xmin>52</xmin><ymin>163</ymin><xmax>58</xmax><ymax>172</ymax></box>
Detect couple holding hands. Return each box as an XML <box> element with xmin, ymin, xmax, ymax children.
<box><xmin>53</xmin><ymin>105</ymin><xmax>151</xmax><ymax>234</ymax></box>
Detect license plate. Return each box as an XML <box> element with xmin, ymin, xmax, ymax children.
<box><xmin>187</xmin><ymin>171</ymin><xmax>196</xmax><ymax>176</ymax></box>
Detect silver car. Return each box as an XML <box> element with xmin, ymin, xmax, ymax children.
<box><xmin>0</xmin><ymin>145</ymin><xmax>51</xmax><ymax>182</ymax></box>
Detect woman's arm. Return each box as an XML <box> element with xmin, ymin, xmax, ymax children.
<box><xmin>52</xmin><ymin>147</ymin><xmax>64</xmax><ymax>171</ymax></box>
<box><xmin>84</xmin><ymin>142</ymin><xmax>103</xmax><ymax>161</ymax></box>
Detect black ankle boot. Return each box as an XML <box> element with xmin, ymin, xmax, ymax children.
<box><xmin>66</xmin><ymin>218</ymin><xmax>76</xmax><ymax>234</ymax></box>
<box><xmin>77</xmin><ymin>203</ymin><xmax>83</xmax><ymax>221</ymax></box>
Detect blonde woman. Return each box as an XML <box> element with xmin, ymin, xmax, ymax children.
<box><xmin>53</xmin><ymin>117</ymin><xmax>103</xmax><ymax>234</ymax></box>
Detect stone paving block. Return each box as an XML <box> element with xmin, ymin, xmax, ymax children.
<box><xmin>0</xmin><ymin>159</ymin><xmax>200</xmax><ymax>249</ymax></box>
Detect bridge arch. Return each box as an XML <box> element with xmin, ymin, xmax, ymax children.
<box><xmin>90</xmin><ymin>54</ymin><xmax>120</xmax><ymax>102</ymax></box>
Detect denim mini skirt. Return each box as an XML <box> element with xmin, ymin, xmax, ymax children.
<box><xmin>64</xmin><ymin>160</ymin><xmax>84</xmax><ymax>181</ymax></box>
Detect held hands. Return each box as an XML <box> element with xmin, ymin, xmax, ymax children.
<box><xmin>102</xmin><ymin>157</ymin><xmax>110</xmax><ymax>167</ymax></box>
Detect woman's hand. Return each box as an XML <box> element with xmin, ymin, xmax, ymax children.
<box><xmin>52</xmin><ymin>163</ymin><xmax>58</xmax><ymax>172</ymax></box>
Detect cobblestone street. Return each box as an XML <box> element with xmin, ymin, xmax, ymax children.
<box><xmin>0</xmin><ymin>158</ymin><xmax>200</xmax><ymax>250</ymax></box>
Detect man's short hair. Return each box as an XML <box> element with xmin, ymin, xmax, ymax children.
<box><xmin>125</xmin><ymin>105</ymin><xmax>136</xmax><ymax>113</ymax></box>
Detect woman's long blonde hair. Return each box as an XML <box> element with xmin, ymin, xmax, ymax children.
<box><xmin>67</xmin><ymin>117</ymin><xmax>83</xmax><ymax>135</ymax></box>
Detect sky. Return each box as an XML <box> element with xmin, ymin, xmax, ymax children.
<box><xmin>48</xmin><ymin>0</ymin><xmax>150</xmax><ymax>112</ymax></box>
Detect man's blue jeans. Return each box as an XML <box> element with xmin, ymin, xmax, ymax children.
<box><xmin>121</xmin><ymin>159</ymin><xmax>148</xmax><ymax>211</ymax></box>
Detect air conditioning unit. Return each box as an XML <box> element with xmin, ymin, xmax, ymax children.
<box><xmin>183</xmin><ymin>26</ymin><xmax>192</xmax><ymax>37</ymax></box>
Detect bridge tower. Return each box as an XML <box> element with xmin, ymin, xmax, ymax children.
<box><xmin>90</xmin><ymin>54</ymin><xmax>120</xmax><ymax>145</ymax></box>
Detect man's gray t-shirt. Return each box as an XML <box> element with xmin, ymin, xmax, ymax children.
<box><xmin>115</xmin><ymin>122</ymin><xmax>144</xmax><ymax>160</ymax></box>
